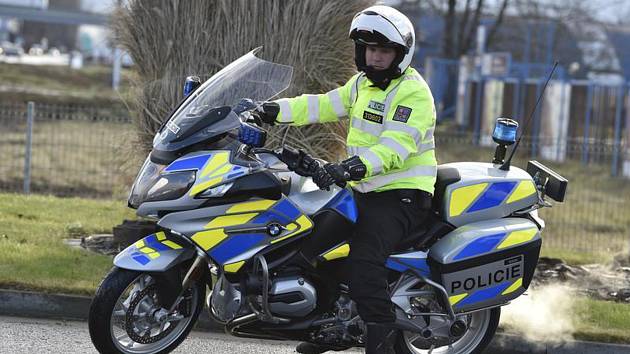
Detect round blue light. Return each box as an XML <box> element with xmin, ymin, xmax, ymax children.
<box><xmin>492</xmin><ymin>118</ymin><xmax>519</xmax><ymax>145</ymax></box>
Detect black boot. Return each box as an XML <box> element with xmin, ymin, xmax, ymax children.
<box><xmin>295</xmin><ymin>342</ymin><xmax>350</xmax><ymax>354</ymax></box>
<box><xmin>366</xmin><ymin>322</ymin><xmax>397</xmax><ymax>354</ymax></box>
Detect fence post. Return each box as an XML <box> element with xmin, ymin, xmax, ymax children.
<box><xmin>473</xmin><ymin>78</ymin><xmax>484</xmax><ymax>145</ymax></box>
<box><xmin>612</xmin><ymin>85</ymin><xmax>624</xmax><ymax>177</ymax></box>
<box><xmin>582</xmin><ymin>84</ymin><xmax>593</xmax><ymax>164</ymax></box>
<box><xmin>512</xmin><ymin>79</ymin><xmax>520</xmax><ymax>121</ymax></box>
<box><xmin>23</xmin><ymin>101</ymin><xmax>35</xmax><ymax>194</ymax></box>
<box><xmin>556</xmin><ymin>81</ymin><xmax>568</xmax><ymax>160</ymax></box>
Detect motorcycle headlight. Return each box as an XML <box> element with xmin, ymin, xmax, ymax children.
<box><xmin>145</xmin><ymin>170</ymin><xmax>196</xmax><ymax>202</ymax></box>
<box><xmin>128</xmin><ymin>157</ymin><xmax>195</xmax><ymax>208</ymax></box>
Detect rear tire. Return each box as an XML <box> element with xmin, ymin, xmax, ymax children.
<box><xmin>88</xmin><ymin>267</ymin><xmax>205</xmax><ymax>354</ymax></box>
<box><xmin>394</xmin><ymin>307</ymin><xmax>500</xmax><ymax>354</ymax></box>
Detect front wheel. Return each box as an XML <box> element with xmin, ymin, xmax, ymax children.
<box><xmin>88</xmin><ymin>267</ymin><xmax>205</xmax><ymax>354</ymax></box>
<box><xmin>395</xmin><ymin>307</ymin><xmax>500</xmax><ymax>354</ymax></box>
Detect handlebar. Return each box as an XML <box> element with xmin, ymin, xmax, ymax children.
<box><xmin>252</xmin><ymin>146</ymin><xmax>346</xmax><ymax>189</ymax></box>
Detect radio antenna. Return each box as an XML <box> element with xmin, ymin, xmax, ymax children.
<box><xmin>500</xmin><ymin>61</ymin><xmax>558</xmax><ymax>171</ymax></box>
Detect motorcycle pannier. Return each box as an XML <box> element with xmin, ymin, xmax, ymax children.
<box><xmin>428</xmin><ymin>218</ymin><xmax>541</xmax><ymax>313</ymax></box>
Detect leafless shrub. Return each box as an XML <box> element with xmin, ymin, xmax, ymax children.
<box><xmin>111</xmin><ymin>0</ymin><xmax>374</xmax><ymax>160</ymax></box>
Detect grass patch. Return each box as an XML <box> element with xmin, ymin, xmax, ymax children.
<box><xmin>0</xmin><ymin>62</ymin><xmax>133</xmax><ymax>103</ymax></box>
<box><xmin>0</xmin><ymin>193</ymin><xmax>134</xmax><ymax>295</ymax></box>
<box><xmin>573</xmin><ymin>297</ymin><xmax>630</xmax><ymax>344</ymax></box>
<box><xmin>540</xmin><ymin>247</ymin><xmax>612</xmax><ymax>265</ymax></box>
<box><xmin>0</xmin><ymin>119</ymin><xmax>140</xmax><ymax>198</ymax></box>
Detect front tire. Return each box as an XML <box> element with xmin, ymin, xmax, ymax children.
<box><xmin>88</xmin><ymin>267</ymin><xmax>205</xmax><ymax>354</ymax></box>
<box><xmin>394</xmin><ymin>307</ymin><xmax>500</xmax><ymax>354</ymax></box>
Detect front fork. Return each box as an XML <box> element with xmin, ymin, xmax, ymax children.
<box><xmin>155</xmin><ymin>251</ymin><xmax>210</xmax><ymax>313</ymax></box>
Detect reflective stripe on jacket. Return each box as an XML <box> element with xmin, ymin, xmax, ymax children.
<box><xmin>274</xmin><ymin>67</ymin><xmax>437</xmax><ymax>194</ymax></box>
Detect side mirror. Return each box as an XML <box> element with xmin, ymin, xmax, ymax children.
<box><xmin>183</xmin><ymin>76</ymin><xmax>202</xmax><ymax>97</ymax></box>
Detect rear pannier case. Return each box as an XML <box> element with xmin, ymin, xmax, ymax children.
<box><xmin>428</xmin><ymin>218</ymin><xmax>541</xmax><ymax>313</ymax></box>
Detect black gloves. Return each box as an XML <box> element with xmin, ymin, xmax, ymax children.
<box><xmin>312</xmin><ymin>156</ymin><xmax>367</xmax><ymax>190</ymax></box>
<box><xmin>255</xmin><ymin>102</ymin><xmax>280</xmax><ymax>125</ymax></box>
<box><xmin>281</xmin><ymin>147</ymin><xmax>321</xmax><ymax>177</ymax></box>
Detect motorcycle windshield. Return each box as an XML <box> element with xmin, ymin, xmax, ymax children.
<box><xmin>153</xmin><ymin>48</ymin><xmax>293</xmax><ymax>150</ymax></box>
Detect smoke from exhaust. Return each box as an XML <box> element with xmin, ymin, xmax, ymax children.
<box><xmin>500</xmin><ymin>284</ymin><xmax>576</xmax><ymax>344</ymax></box>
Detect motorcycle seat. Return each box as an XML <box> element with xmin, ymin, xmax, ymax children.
<box><xmin>432</xmin><ymin>165</ymin><xmax>461</xmax><ymax>214</ymax></box>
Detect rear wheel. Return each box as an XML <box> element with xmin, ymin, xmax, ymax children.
<box><xmin>88</xmin><ymin>267</ymin><xmax>205</xmax><ymax>354</ymax></box>
<box><xmin>395</xmin><ymin>307</ymin><xmax>500</xmax><ymax>354</ymax></box>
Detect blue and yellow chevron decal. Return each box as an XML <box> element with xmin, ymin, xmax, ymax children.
<box><xmin>453</xmin><ymin>228</ymin><xmax>539</xmax><ymax>261</ymax></box>
<box><xmin>163</xmin><ymin>151</ymin><xmax>247</xmax><ymax>197</ymax></box>
<box><xmin>188</xmin><ymin>151</ymin><xmax>247</xmax><ymax>196</ymax></box>
<box><xmin>450</xmin><ymin>182</ymin><xmax>518</xmax><ymax>217</ymax></box>
<box><xmin>449</xmin><ymin>181</ymin><xmax>537</xmax><ymax>217</ymax></box>
<box><xmin>130</xmin><ymin>231</ymin><xmax>182</xmax><ymax>265</ymax></box>
<box><xmin>188</xmin><ymin>198</ymin><xmax>314</xmax><ymax>271</ymax></box>
<box><xmin>506</xmin><ymin>181</ymin><xmax>537</xmax><ymax>203</ymax></box>
<box><xmin>165</xmin><ymin>153</ymin><xmax>213</xmax><ymax>172</ymax></box>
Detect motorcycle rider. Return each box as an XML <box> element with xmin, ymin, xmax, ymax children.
<box><xmin>257</xmin><ymin>5</ymin><xmax>437</xmax><ymax>353</ymax></box>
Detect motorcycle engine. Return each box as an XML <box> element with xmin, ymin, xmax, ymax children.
<box><xmin>268</xmin><ymin>276</ymin><xmax>317</xmax><ymax>317</ymax></box>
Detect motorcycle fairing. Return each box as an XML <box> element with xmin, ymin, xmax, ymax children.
<box><xmin>321</xmin><ymin>188</ymin><xmax>358</xmax><ymax>223</ymax></box>
<box><xmin>158</xmin><ymin>197</ymin><xmax>314</xmax><ymax>273</ymax></box>
<box><xmin>114</xmin><ymin>231</ymin><xmax>196</xmax><ymax>271</ymax></box>
<box><xmin>162</xmin><ymin>150</ymin><xmax>249</xmax><ymax>197</ymax></box>
<box><xmin>386</xmin><ymin>251</ymin><xmax>432</xmax><ymax>277</ymax></box>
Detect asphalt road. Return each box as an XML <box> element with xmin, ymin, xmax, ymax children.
<box><xmin>0</xmin><ymin>315</ymin><xmax>362</xmax><ymax>354</ymax></box>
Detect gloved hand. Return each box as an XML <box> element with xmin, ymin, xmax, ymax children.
<box><xmin>312</xmin><ymin>165</ymin><xmax>337</xmax><ymax>190</ymax></box>
<box><xmin>254</xmin><ymin>102</ymin><xmax>280</xmax><ymax>125</ymax></box>
<box><xmin>281</xmin><ymin>147</ymin><xmax>321</xmax><ymax>177</ymax></box>
<box><xmin>312</xmin><ymin>156</ymin><xmax>367</xmax><ymax>190</ymax></box>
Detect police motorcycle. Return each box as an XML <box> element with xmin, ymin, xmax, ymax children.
<box><xmin>88</xmin><ymin>48</ymin><xmax>568</xmax><ymax>354</ymax></box>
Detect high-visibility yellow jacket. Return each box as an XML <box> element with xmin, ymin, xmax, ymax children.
<box><xmin>274</xmin><ymin>67</ymin><xmax>437</xmax><ymax>194</ymax></box>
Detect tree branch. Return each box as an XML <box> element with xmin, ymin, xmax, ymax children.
<box><xmin>460</xmin><ymin>0</ymin><xmax>484</xmax><ymax>56</ymax></box>
<box><xmin>443</xmin><ymin>0</ymin><xmax>457</xmax><ymax>58</ymax></box>
<box><xmin>457</xmin><ymin>0</ymin><xmax>473</xmax><ymax>56</ymax></box>
<box><xmin>485</xmin><ymin>0</ymin><xmax>509</xmax><ymax>49</ymax></box>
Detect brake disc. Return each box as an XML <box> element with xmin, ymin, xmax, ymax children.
<box><xmin>124</xmin><ymin>285</ymin><xmax>175</xmax><ymax>344</ymax></box>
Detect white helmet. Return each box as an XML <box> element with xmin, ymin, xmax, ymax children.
<box><xmin>349</xmin><ymin>6</ymin><xmax>415</xmax><ymax>84</ymax></box>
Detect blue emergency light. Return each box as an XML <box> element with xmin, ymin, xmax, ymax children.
<box><xmin>492</xmin><ymin>118</ymin><xmax>519</xmax><ymax>145</ymax></box>
<box><xmin>492</xmin><ymin>118</ymin><xmax>519</xmax><ymax>166</ymax></box>
<box><xmin>183</xmin><ymin>76</ymin><xmax>202</xmax><ymax>97</ymax></box>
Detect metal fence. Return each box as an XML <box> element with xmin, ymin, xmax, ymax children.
<box><xmin>0</xmin><ymin>101</ymin><xmax>134</xmax><ymax>198</ymax></box>
<box><xmin>426</xmin><ymin>56</ymin><xmax>630</xmax><ymax>178</ymax></box>
<box><xmin>1</xmin><ymin>101</ymin><xmax>628</xmax><ymax>258</ymax></box>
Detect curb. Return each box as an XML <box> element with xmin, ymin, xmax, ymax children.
<box><xmin>0</xmin><ymin>288</ymin><xmax>222</xmax><ymax>331</ymax></box>
<box><xmin>2</xmin><ymin>289</ymin><xmax>630</xmax><ymax>354</ymax></box>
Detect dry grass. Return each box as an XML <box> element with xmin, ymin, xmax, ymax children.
<box><xmin>111</xmin><ymin>0</ymin><xmax>374</xmax><ymax>160</ymax></box>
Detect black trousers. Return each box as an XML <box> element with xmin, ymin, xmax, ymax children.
<box><xmin>348</xmin><ymin>188</ymin><xmax>431</xmax><ymax>323</ymax></box>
